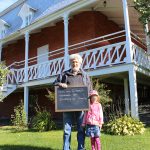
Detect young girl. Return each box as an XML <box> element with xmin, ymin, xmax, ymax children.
<box><xmin>82</xmin><ymin>90</ymin><xmax>103</xmax><ymax>150</ymax></box>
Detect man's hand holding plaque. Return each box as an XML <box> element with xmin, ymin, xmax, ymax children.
<box><xmin>58</xmin><ymin>83</ymin><xmax>68</xmax><ymax>88</ymax></box>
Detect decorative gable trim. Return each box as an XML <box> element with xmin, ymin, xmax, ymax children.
<box><xmin>18</xmin><ymin>3</ymin><xmax>37</xmax><ymax>28</ymax></box>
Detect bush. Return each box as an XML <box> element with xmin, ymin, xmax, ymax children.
<box><xmin>11</xmin><ymin>100</ymin><xmax>27</xmax><ymax>130</ymax></box>
<box><xmin>32</xmin><ymin>109</ymin><xmax>56</xmax><ymax>132</ymax></box>
<box><xmin>45</xmin><ymin>87</ymin><xmax>55</xmax><ymax>103</ymax></box>
<box><xmin>104</xmin><ymin>115</ymin><xmax>145</xmax><ymax>136</ymax></box>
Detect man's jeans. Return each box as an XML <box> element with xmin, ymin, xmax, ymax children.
<box><xmin>63</xmin><ymin>111</ymin><xmax>85</xmax><ymax>150</ymax></box>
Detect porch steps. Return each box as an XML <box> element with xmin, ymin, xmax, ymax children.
<box><xmin>0</xmin><ymin>84</ymin><xmax>17</xmax><ymax>102</ymax></box>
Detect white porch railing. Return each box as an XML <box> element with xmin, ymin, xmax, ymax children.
<box><xmin>5</xmin><ymin>30</ymin><xmax>149</xmax><ymax>85</ymax></box>
<box><xmin>6</xmin><ymin>57</ymin><xmax>65</xmax><ymax>84</ymax></box>
<box><xmin>132</xmin><ymin>43</ymin><xmax>150</xmax><ymax>70</ymax></box>
<box><xmin>80</xmin><ymin>42</ymin><xmax>126</xmax><ymax>69</ymax></box>
<box><xmin>6</xmin><ymin>42</ymin><xmax>127</xmax><ymax>84</ymax></box>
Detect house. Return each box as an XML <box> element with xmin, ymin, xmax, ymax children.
<box><xmin>0</xmin><ymin>0</ymin><xmax>149</xmax><ymax>123</ymax></box>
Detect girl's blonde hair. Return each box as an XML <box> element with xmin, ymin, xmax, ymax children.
<box><xmin>89</xmin><ymin>95</ymin><xmax>100</xmax><ymax>102</ymax></box>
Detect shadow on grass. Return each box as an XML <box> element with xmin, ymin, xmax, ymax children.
<box><xmin>0</xmin><ymin>126</ymin><xmax>64</xmax><ymax>134</ymax></box>
<box><xmin>0</xmin><ymin>127</ymin><xmax>30</xmax><ymax>133</ymax></box>
<box><xmin>0</xmin><ymin>145</ymin><xmax>59</xmax><ymax>150</ymax></box>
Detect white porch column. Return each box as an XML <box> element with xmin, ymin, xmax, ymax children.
<box><xmin>63</xmin><ymin>13</ymin><xmax>70</xmax><ymax>70</ymax></box>
<box><xmin>24</xmin><ymin>32</ymin><xmax>30</xmax><ymax>82</ymax></box>
<box><xmin>24</xmin><ymin>32</ymin><xmax>30</xmax><ymax>123</ymax></box>
<box><xmin>124</xmin><ymin>78</ymin><xmax>130</xmax><ymax>115</ymax></box>
<box><xmin>144</xmin><ymin>21</ymin><xmax>150</xmax><ymax>54</ymax></box>
<box><xmin>0</xmin><ymin>42</ymin><xmax>2</xmax><ymax>62</ymax></box>
<box><xmin>24</xmin><ymin>86</ymin><xmax>29</xmax><ymax>122</ymax></box>
<box><xmin>122</xmin><ymin>0</ymin><xmax>132</xmax><ymax>63</ymax></box>
<box><xmin>128</xmin><ymin>65</ymin><xmax>139</xmax><ymax>118</ymax></box>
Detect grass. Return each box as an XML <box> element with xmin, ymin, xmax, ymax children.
<box><xmin>0</xmin><ymin>126</ymin><xmax>150</xmax><ymax>150</ymax></box>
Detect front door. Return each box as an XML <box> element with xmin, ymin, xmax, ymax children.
<box><xmin>37</xmin><ymin>45</ymin><xmax>49</xmax><ymax>78</ymax></box>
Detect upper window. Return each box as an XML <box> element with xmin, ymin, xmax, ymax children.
<box><xmin>25</xmin><ymin>13</ymin><xmax>33</xmax><ymax>26</ymax></box>
<box><xmin>0</xmin><ymin>19</ymin><xmax>10</xmax><ymax>39</ymax></box>
<box><xmin>1</xmin><ymin>29</ymin><xmax>6</xmax><ymax>38</ymax></box>
<box><xmin>18</xmin><ymin>3</ymin><xmax>37</xmax><ymax>28</ymax></box>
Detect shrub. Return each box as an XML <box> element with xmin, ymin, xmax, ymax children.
<box><xmin>11</xmin><ymin>100</ymin><xmax>27</xmax><ymax>130</ymax></box>
<box><xmin>0</xmin><ymin>62</ymin><xmax>9</xmax><ymax>86</ymax></box>
<box><xmin>32</xmin><ymin>109</ymin><xmax>56</xmax><ymax>132</ymax></box>
<box><xmin>105</xmin><ymin>115</ymin><xmax>145</xmax><ymax>136</ymax></box>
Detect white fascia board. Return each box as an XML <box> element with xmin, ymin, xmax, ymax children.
<box><xmin>1</xmin><ymin>31</ymin><xmax>21</xmax><ymax>44</ymax></box>
<box><xmin>87</xmin><ymin>63</ymin><xmax>134</xmax><ymax>77</ymax></box>
<box><xmin>1</xmin><ymin>0</ymin><xmax>97</xmax><ymax>44</ymax></box>
<box><xmin>18</xmin><ymin>77</ymin><xmax>56</xmax><ymax>87</ymax></box>
<box><xmin>19</xmin><ymin>64</ymin><xmax>134</xmax><ymax>87</ymax></box>
<box><xmin>18</xmin><ymin>64</ymin><xmax>150</xmax><ymax>87</ymax></box>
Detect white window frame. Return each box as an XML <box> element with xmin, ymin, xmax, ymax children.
<box><xmin>0</xmin><ymin>19</ymin><xmax>10</xmax><ymax>39</ymax></box>
<box><xmin>24</xmin><ymin>12</ymin><xmax>34</xmax><ymax>26</ymax></box>
<box><xmin>37</xmin><ymin>44</ymin><xmax>49</xmax><ymax>64</ymax></box>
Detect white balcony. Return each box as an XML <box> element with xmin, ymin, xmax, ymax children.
<box><xmin>5</xmin><ymin>30</ymin><xmax>150</xmax><ymax>86</ymax></box>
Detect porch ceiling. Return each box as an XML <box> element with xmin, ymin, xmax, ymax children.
<box><xmin>92</xmin><ymin>0</ymin><xmax>149</xmax><ymax>43</ymax></box>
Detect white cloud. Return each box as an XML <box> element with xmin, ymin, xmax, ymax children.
<box><xmin>0</xmin><ymin>0</ymin><xmax>18</xmax><ymax>12</ymax></box>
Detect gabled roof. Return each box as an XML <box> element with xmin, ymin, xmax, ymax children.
<box><xmin>0</xmin><ymin>0</ymin><xmax>78</xmax><ymax>39</ymax></box>
<box><xmin>0</xmin><ymin>0</ymin><xmax>25</xmax><ymax>17</ymax></box>
<box><xmin>35</xmin><ymin>0</ymin><xmax>79</xmax><ymax>21</ymax></box>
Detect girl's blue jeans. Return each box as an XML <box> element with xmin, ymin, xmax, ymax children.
<box><xmin>63</xmin><ymin>111</ymin><xmax>85</xmax><ymax>150</ymax></box>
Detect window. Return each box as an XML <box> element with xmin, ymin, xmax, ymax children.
<box><xmin>25</xmin><ymin>13</ymin><xmax>33</xmax><ymax>26</ymax></box>
<box><xmin>0</xmin><ymin>19</ymin><xmax>10</xmax><ymax>39</ymax></box>
<box><xmin>18</xmin><ymin>3</ymin><xmax>36</xmax><ymax>28</ymax></box>
<box><xmin>1</xmin><ymin>29</ymin><xmax>6</xmax><ymax>38</ymax></box>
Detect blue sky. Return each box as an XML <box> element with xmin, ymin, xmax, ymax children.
<box><xmin>0</xmin><ymin>0</ymin><xmax>18</xmax><ymax>12</ymax></box>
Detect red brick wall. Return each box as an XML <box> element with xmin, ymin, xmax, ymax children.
<box><xmin>28</xmin><ymin>88</ymin><xmax>62</xmax><ymax>120</ymax></box>
<box><xmin>94</xmin><ymin>12</ymin><xmax>120</xmax><ymax>37</ymax></box>
<box><xmin>0</xmin><ymin>92</ymin><xmax>24</xmax><ymax>118</ymax></box>
<box><xmin>0</xmin><ymin>88</ymin><xmax>62</xmax><ymax>120</ymax></box>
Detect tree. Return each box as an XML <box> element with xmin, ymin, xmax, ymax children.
<box><xmin>0</xmin><ymin>62</ymin><xmax>9</xmax><ymax>100</ymax></box>
<box><xmin>134</xmin><ymin>0</ymin><xmax>150</xmax><ymax>33</ymax></box>
<box><xmin>0</xmin><ymin>62</ymin><xmax>9</xmax><ymax>86</ymax></box>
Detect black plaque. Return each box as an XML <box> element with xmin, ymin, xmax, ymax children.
<box><xmin>55</xmin><ymin>86</ymin><xmax>89</xmax><ymax>112</ymax></box>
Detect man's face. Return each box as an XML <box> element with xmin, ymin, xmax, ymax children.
<box><xmin>70</xmin><ymin>58</ymin><xmax>81</xmax><ymax>72</ymax></box>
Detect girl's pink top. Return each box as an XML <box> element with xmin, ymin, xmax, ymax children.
<box><xmin>82</xmin><ymin>102</ymin><xmax>103</xmax><ymax>126</ymax></box>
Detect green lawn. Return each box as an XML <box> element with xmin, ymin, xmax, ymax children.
<box><xmin>0</xmin><ymin>126</ymin><xmax>150</xmax><ymax>150</ymax></box>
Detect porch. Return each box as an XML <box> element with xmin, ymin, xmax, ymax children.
<box><xmin>6</xmin><ymin>30</ymin><xmax>149</xmax><ymax>85</ymax></box>
<box><xmin>0</xmin><ymin>30</ymin><xmax>149</xmax><ymax>120</ymax></box>
<box><xmin>0</xmin><ymin>0</ymin><xmax>150</xmax><ymax>121</ymax></box>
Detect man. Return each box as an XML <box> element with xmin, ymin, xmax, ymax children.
<box><xmin>54</xmin><ymin>53</ymin><xmax>92</xmax><ymax>150</ymax></box>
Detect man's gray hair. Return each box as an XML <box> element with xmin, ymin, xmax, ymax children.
<box><xmin>69</xmin><ymin>53</ymin><xmax>83</xmax><ymax>64</ymax></box>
